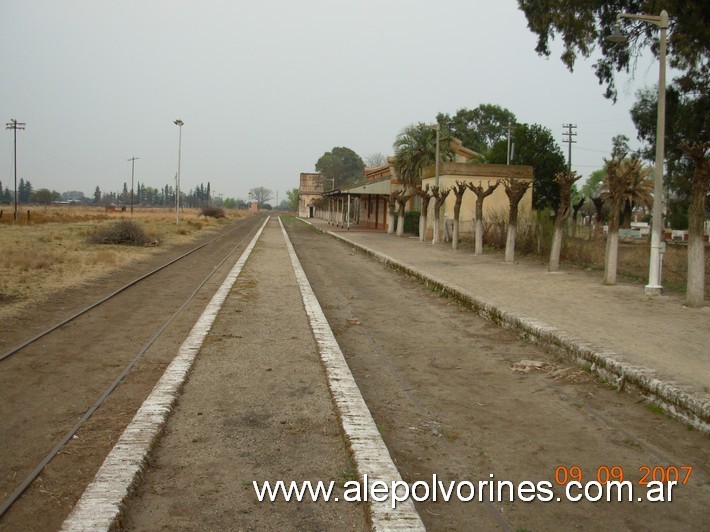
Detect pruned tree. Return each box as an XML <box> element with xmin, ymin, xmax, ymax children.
<box><xmin>466</xmin><ymin>180</ymin><xmax>500</xmax><ymax>255</ymax></box>
<box><xmin>679</xmin><ymin>141</ymin><xmax>710</xmax><ymax>307</ymax></box>
<box><xmin>392</xmin><ymin>190</ymin><xmax>412</xmax><ymax>237</ymax></box>
<box><xmin>431</xmin><ymin>186</ymin><xmax>451</xmax><ymax>245</ymax></box>
<box><xmin>413</xmin><ymin>184</ymin><xmax>432</xmax><ymax>241</ymax></box>
<box><xmin>450</xmin><ymin>181</ymin><xmax>468</xmax><ymax>251</ymax></box>
<box><xmin>571</xmin><ymin>195</ymin><xmax>586</xmax><ymax>238</ymax></box>
<box><xmin>549</xmin><ymin>170</ymin><xmax>583</xmax><ymax>272</ymax></box>
<box><xmin>503</xmin><ymin>177</ymin><xmax>531</xmax><ymax>263</ymax></box>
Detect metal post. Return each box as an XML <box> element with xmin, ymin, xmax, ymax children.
<box><xmin>610</xmin><ymin>11</ymin><xmax>668</xmax><ymax>295</ymax></box>
<box><xmin>128</xmin><ymin>156</ymin><xmax>139</xmax><ymax>214</ymax></box>
<box><xmin>5</xmin><ymin>119</ymin><xmax>26</xmax><ymax>221</ymax></box>
<box><xmin>174</xmin><ymin>120</ymin><xmax>184</xmax><ymax>225</ymax></box>
<box><xmin>645</xmin><ymin>13</ymin><xmax>668</xmax><ymax>295</ymax></box>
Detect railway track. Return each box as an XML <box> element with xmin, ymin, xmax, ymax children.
<box><xmin>0</xmin><ymin>214</ymin><xmax>265</xmax><ymax>528</ymax></box>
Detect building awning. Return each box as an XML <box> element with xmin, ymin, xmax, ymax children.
<box><xmin>339</xmin><ymin>178</ymin><xmax>392</xmax><ymax>196</ymax></box>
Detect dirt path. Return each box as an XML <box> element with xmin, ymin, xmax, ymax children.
<box><xmin>120</xmin><ymin>218</ymin><xmax>367</xmax><ymax>530</ymax></box>
<box><xmin>284</xmin><ymin>218</ymin><xmax>709</xmax><ymax>530</ymax></box>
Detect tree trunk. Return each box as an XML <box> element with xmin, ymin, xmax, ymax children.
<box><xmin>396</xmin><ymin>202</ymin><xmax>406</xmax><ymax>236</ymax></box>
<box><xmin>475</xmin><ymin>219</ymin><xmax>484</xmax><ymax>255</ymax></box>
<box><xmin>387</xmin><ymin>201</ymin><xmax>395</xmax><ymax>234</ymax></box>
<box><xmin>505</xmin><ymin>206</ymin><xmax>518</xmax><ymax>263</ymax></box>
<box><xmin>432</xmin><ymin>205</ymin><xmax>441</xmax><ymax>244</ymax></box>
<box><xmin>475</xmin><ymin>201</ymin><xmax>484</xmax><ymax>255</ymax></box>
<box><xmin>505</xmin><ymin>224</ymin><xmax>517</xmax><ymax>263</ymax></box>
<box><xmin>603</xmin><ymin>201</ymin><xmax>621</xmax><ymax>285</ymax></box>
<box><xmin>419</xmin><ymin>212</ymin><xmax>426</xmax><ymax>241</ymax></box>
<box><xmin>549</xmin><ymin>226</ymin><xmax>564</xmax><ymax>271</ymax></box>
<box><xmin>686</xmin><ymin>185</ymin><xmax>706</xmax><ymax>307</ymax></box>
<box><xmin>452</xmin><ymin>219</ymin><xmax>460</xmax><ymax>250</ymax></box>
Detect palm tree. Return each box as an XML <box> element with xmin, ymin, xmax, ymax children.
<box><xmin>393</xmin><ymin>123</ymin><xmax>453</xmax><ymax>238</ymax></box>
<box><xmin>620</xmin><ymin>160</ymin><xmax>653</xmax><ymax>227</ymax></box>
<box><xmin>600</xmin><ymin>157</ymin><xmax>638</xmax><ymax>284</ymax></box>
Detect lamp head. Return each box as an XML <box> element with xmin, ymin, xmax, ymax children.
<box><xmin>606</xmin><ymin>23</ymin><xmax>627</xmax><ymax>43</ymax></box>
<box><xmin>174</xmin><ymin>119</ymin><xmax>184</xmax><ymax>126</ymax></box>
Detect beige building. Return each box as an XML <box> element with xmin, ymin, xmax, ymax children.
<box><xmin>298</xmin><ymin>172</ymin><xmax>324</xmax><ymax>218</ymax></box>
<box><xmin>420</xmin><ymin>162</ymin><xmax>534</xmax><ymax>236</ymax></box>
<box><xmin>299</xmin><ymin>137</ymin><xmax>534</xmax><ymax>234</ymax></box>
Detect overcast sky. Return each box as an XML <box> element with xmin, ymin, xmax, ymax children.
<box><xmin>1</xmin><ymin>0</ymin><xmax>659</xmax><ymax>202</ymax></box>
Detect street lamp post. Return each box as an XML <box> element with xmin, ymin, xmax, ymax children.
<box><xmin>128</xmin><ymin>156</ymin><xmax>139</xmax><ymax>214</ymax></box>
<box><xmin>608</xmin><ymin>10</ymin><xmax>668</xmax><ymax>295</ymax></box>
<box><xmin>174</xmin><ymin>119</ymin><xmax>184</xmax><ymax>225</ymax></box>
<box><xmin>432</xmin><ymin>123</ymin><xmax>441</xmax><ymax>244</ymax></box>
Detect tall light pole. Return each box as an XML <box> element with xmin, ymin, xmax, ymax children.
<box><xmin>608</xmin><ymin>10</ymin><xmax>668</xmax><ymax>295</ymax></box>
<box><xmin>174</xmin><ymin>119</ymin><xmax>184</xmax><ymax>224</ymax></box>
<box><xmin>5</xmin><ymin>119</ymin><xmax>26</xmax><ymax>221</ymax></box>
<box><xmin>128</xmin><ymin>156</ymin><xmax>139</xmax><ymax>214</ymax></box>
<box><xmin>433</xmin><ymin>123</ymin><xmax>441</xmax><ymax>188</ymax></box>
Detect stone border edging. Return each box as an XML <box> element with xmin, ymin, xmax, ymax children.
<box><xmin>305</xmin><ymin>221</ymin><xmax>709</xmax><ymax>434</ymax></box>
<box><xmin>281</xmin><ymin>219</ymin><xmax>425</xmax><ymax>531</ymax></box>
<box><xmin>61</xmin><ymin>217</ymin><xmax>270</xmax><ymax>531</ymax></box>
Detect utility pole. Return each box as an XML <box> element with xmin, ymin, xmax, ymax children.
<box><xmin>128</xmin><ymin>156</ymin><xmax>139</xmax><ymax>214</ymax></box>
<box><xmin>562</xmin><ymin>124</ymin><xmax>577</xmax><ymax>177</ymax></box>
<box><xmin>506</xmin><ymin>122</ymin><xmax>514</xmax><ymax>165</ymax></box>
<box><xmin>5</xmin><ymin>119</ymin><xmax>26</xmax><ymax>221</ymax></box>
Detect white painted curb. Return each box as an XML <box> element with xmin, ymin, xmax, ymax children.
<box><xmin>280</xmin><ymin>218</ymin><xmax>425</xmax><ymax>531</ymax></box>
<box><xmin>61</xmin><ymin>217</ymin><xmax>270</xmax><ymax>531</ymax></box>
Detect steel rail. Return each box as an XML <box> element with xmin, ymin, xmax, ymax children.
<box><xmin>0</xmin><ymin>216</ymin><xmax>264</xmax><ymax>518</ymax></box>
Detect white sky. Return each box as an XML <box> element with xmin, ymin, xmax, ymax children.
<box><xmin>1</xmin><ymin>0</ymin><xmax>660</xmax><ymax>202</ymax></box>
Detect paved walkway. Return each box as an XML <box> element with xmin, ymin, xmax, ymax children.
<box><xmin>309</xmin><ymin>219</ymin><xmax>709</xmax><ymax>430</ymax></box>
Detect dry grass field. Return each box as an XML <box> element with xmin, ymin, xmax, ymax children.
<box><xmin>0</xmin><ymin>205</ymin><xmax>250</xmax><ymax>321</ymax></box>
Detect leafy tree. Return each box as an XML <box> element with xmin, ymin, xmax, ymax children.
<box><xmin>18</xmin><ymin>178</ymin><xmax>33</xmax><ymax>203</ymax></box>
<box><xmin>94</xmin><ymin>186</ymin><xmax>102</xmax><ymax>204</ymax></box>
<box><xmin>315</xmin><ymin>147</ymin><xmax>365</xmax><ymax>189</ymax></box>
<box><xmin>437</xmin><ymin>104</ymin><xmax>517</xmax><ymax>155</ymax></box>
<box><xmin>248</xmin><ymin>186</ymin><xmax>273</xmax><ymax>207</ymax></box>
<box><xmin>285</xmin><ymin>188</ymin><xmax>299</xmax><ymax>210</ymax></box>
<box><xmin>631</xmin><ymin>83</ymin><xmax>709</xmax><ymax>305</ymax></box>
<box><xmin>611</xmin><ymin>134</ymin><xmax>631</xmax><ymax>159</ymax></box>
<box><xmin>62</xmin><ymin>190</ymin><xmax>86</xmax><ymax>203</ymax></box>
<box><xmin>489</xmin><ymin>123</ymin><xmax>566</xmax><ymax>211</ymax></box>
<box><xmin>31</xmin><ymin>188</ymin><xmax>61</xmax><ymax>211</ymax></box>
<box><xmin>517</xmin><ymin>0</ymin><xmax>710</xmax><ymax>99</ymax></box>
